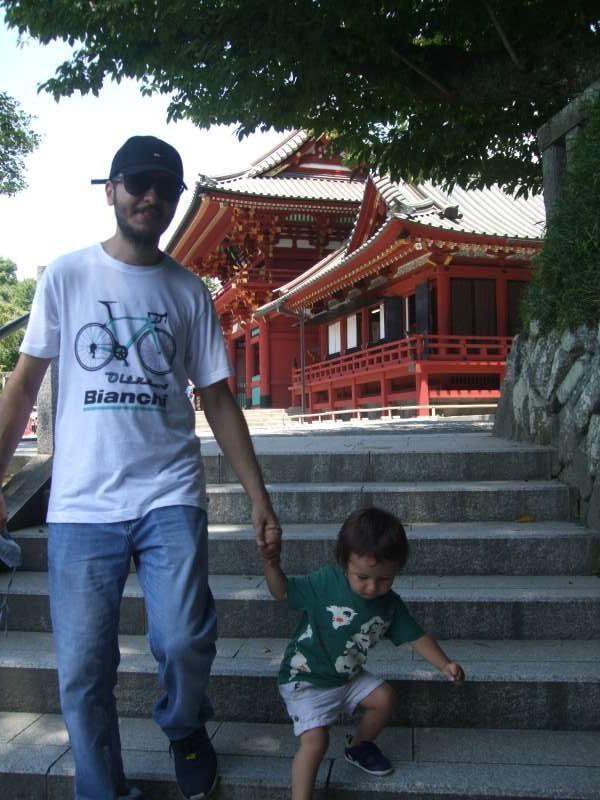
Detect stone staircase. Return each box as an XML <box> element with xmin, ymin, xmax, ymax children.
<box><xmin>195</xmin><ymin>407</ymin><xmax>291</xmax><ymax>433</ymax></box>
<box><xmin>1</xmin><ymin>427</ymin><xmax>600</xmax><ymax>799</ymax></box>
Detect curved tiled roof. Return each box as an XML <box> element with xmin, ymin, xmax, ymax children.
<box><xmin>211</xmin><ymin>131</ymin><xmax>310</xmax><ymax>181</ymax></box>
<box><xmin>256</xmin><ymin>175</ymin><xmax>545</xmax><ymax>315</ymax></box>
<box><xmin>206</xmin><ymin>176</ymin><xmax>364</xmax><ymax>203</ymax></box>
<box><xmin>372</xmin><ymin>176</ymin><xmax>545</xmax><ymax>240</ymax></box>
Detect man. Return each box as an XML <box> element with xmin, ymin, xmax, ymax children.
<box><xmin>0</xmin><ymin>135</ymin><xmax>281</xmax><ymax>800</ymax></box>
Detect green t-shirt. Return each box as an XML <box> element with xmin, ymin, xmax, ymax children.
<box><xmin>278</xmin><ymin>565</ymin><xmax>424</xmax><ymax>688</ymax></box>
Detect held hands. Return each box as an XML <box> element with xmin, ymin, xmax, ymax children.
<box><xmin>252</xmin><ymin>498</ymin><xmax>282</xmax><ymax>563</ymax></box>
<box><xmin>442</xmin><ymin>661</ymin><xmax>465</xmax><ymax>683</ymax></box>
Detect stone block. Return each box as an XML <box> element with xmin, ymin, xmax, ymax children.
<box><xmin>492</xmin><ymin>387</ymin><xmax>514</xmax><ymax>439</ymax></box>
<box><xmin>414</xmin><ymin>727</ymin><xmax>600</xmax><ymax>767</ymax></box>
<box><xmin>0</xmin><ymin>713</ymin><xmax>41</xmax><ymax>743</ymax></box>
<box><xmin>0</xmin><ymin>743</ymin><xmax>68</xmax><ymax>799</ymax></box>
<box><xmin>586</xmin><ymin>478</ymin><xmax>600</xmax><ymax>531</ymax></box>
<box><xmin>572</xmin><ymin>356</ymin><xmax>600</xmax><ymax>433</ymax></box>
<box><xmin>557</xmin><ymin>405</ymin><xmax>584</xmax><ymax>467</ymax></box>
<box><xmin>556</xmin><ymin>356</ymin><xmax>589</xmax><ymax>407</ymax></box>
<box><xmin>511</xmin><ymin>374</ymin><xmax>530</xmax><ymax>438</ymax></box>
<box><xmin>545</xmin><ymin>344</ymin><xmax>581</xmax><ymax>403</ymax></box>
<box><xmin>530</xmin><ymin>332</ymin><xmax>560</xmax><ymax>396</ymax></box>
<box><xmin>560</xmin><ymin>329</ymin><xmax>583</xmax><ymax>355</ymax></box>
<box><xmin>529</xmin><ymin>320</ymin><xmax>541</xmax><ymax>338</ymax></box>
<box><xmin>576</xmin><ymin>324</ymin><xmax>598</xmax><ymax>353</ymax></box>
<box><xmin>559</xmin><ymin>445</ymin><xmax>593</xmax><ymax>500</ymax></box>
<box><xmin>528</xmin><ymin>391</ymin><xmax>552</xmax><ymax>444</ymax></box>
<box><xmin>586</xmin><ymin>414</ymin><xmax>600</xmax><ymax>475</ymax></box>
<box><xmin>502</xmin><ymin>336</ymin><xmax>520</xmax><ymax>384</ymax></box>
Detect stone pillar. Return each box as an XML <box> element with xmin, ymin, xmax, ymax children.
<box><xmin>541</xmin><ymin>142</ymin><xmax>567</xmax><ymax>219</ymax></box>
<box><xmin>37</xmin><ymin>360</ymin><xmax>58</xmax><ymax>455</ymax></box>
<box><xmin>34</xmin><ymin>267</ymin><xmax>57</xmax><ymax>455</ymax></box>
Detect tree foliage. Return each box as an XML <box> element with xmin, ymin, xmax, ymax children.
<box><xmin>523</xmin><ymin>96</ymin><xmax>600</xmax><ymax>333</ymax></box>
<box><xmin>0</xmin><ymin>90</ymin><xmax>41</xmax><ymax>196</ymax></box>
<box><xmin>0</xmin><ymin>257</ymin><xmax>36</xmax><ymax>371</ymax></box>
<box><xmin>2</xmin><ymin>1</ymin><xmax>599</xmax><ymax>195</ymax></box>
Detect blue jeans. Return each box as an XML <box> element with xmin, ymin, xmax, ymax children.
<box><xmin>48</xmin><ymin>505</ymin><xmax>217</xmax><ymax>800</ymax></box>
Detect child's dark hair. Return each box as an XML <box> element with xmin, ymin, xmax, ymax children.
<box><xmin>334</xmin><ymin>507</ymin><xmax>409</xmax><ymax>569</ymax></box>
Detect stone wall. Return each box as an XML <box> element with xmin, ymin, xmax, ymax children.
<box><xmin>494</xmin><ymin>323</ymin><xmax>600</xmax><ymax>528</ymax></box>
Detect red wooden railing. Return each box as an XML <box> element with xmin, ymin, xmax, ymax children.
<box><xmin>292</xmin><ymin>335</ymin><xmax>512</xmax><ymax>384</ymax></box>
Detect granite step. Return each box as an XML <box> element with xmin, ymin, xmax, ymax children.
<box><xmin>201</xmin><ymin>445</ymin><xmax>553</xmax><ymax>484</ymax></box>
<box><xmin>1</xmin><ymin>633</ymin><xmax>598</xmax><ymax>730</ymax></box>
<box><xmin>207</xmin><ymin>481</ymin><xmax>570</xmax><ymax>523</ymax></box>
<box><xmin>1</xmin><ymin>714</ymin><xmax>599</xmax><ymax>799</ymax></box>
<box><xmin>3</xmin><ymin>571</ymin><xmax>599</xmax><ymax>640</ymax></box>
<box><xmin>11</xmin><ymin>521</ymin><xmax>600</xmax><ymax>575</ymax></box>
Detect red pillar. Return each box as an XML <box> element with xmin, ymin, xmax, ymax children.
<box><xmin>415</xmin><ymin>365</ymin><xmax>430</xmax><ymax>417</ymax></box>
<box><xmin>226</xmin><ymin>337</ymin><xmax>236</xmax><ymax>395</ymax></box>
<box><xmin>259</xmin><ymin>319</ymin><xmax>271</xmax><ymax>407</ymax></box>
<box><xmin>380</xmin><ymin>376</ymin><xmax>388</xmax><ymax>409</ymax></box>
<box><xmin>437</xmin><ymin>269</ymin><xmax>451</xmax><ymax>336</ymax></box>
<box><xmin>244</xmin><ymin>329</ymin><xmax>253</xmax><ymax>408</ymax></box>
<box><xmin>340</xmin><ymin>316</ymin><xmax>347</xmax><ymax>355</ymax></box>
<box><xmin>496</xmin><ymin>274</ymin><xmax>508</xmax><ymax>337</ymax></box>
<box><xmin>319</xmin><ymin>326</ymin><xmax>327</xmax><ymax>359</ymax></box>
<box><xmin>361</xmin><ymin>309</ymin><xmax>369</xmax><ymax>349</ymax></box>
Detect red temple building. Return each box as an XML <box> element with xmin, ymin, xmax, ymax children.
<box><xmin>169</xmin><ymin>132</ymin><xmax>545</xmax><ymax>415</ymax></box>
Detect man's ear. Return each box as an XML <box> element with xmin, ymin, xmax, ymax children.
<box><xmin>105</xmin><ymin>180</ymin><xmax>115</xmax><ymax>207</ymax></box>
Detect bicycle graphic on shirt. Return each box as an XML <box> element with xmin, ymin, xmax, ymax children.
<box><xmin>74</xmin><ymin>301</ymin><xmax>176</xmax><ymax>375</ymax></box>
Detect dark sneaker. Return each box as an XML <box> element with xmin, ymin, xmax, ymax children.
<box><xmin>344</xmin><ymin>737</ymin><xmax>393</xmax><ymax>776</ymax></box>
<box><xmin>118</xmin><ymin>789</ymin><xmax>143</xmax><ymax>799</ymax></box>
<box><xmin>169</xmin><ymin>727</ymin><xmax>218</xmax><ymax>799</ymax></box>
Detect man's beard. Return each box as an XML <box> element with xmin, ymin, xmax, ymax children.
<box><xmin>114</xmin><ymin>200</ymin><xmax>165</xmax><ymax>246</ymax></box>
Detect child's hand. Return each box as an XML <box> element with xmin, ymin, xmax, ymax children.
<box><xmin>442</xmin><ymin>661</ymin><xmax>465</xmax><ymax>683</ymax></box>
<box><xmin>263</xmin><ymin>521</ymin><xmax>282</xmax><ymax>561</ymax></box>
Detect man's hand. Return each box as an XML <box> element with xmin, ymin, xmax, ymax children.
<box><xmin>252</xmin><ymin>499</ymin><xmax>282</xmax><ymax>562</ymax></box>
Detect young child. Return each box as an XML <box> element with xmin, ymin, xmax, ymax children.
<box><xmin>263</xmin><ymin>506</ymin><xmax>465</xmax><ymax>800</ymax></box>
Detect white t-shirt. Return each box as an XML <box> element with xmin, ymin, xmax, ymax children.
<box><xmin>21</xmin><ymin>244</ymin><xmax>232</xmax><ymax>522</ymax></box>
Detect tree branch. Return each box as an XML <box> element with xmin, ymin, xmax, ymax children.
<box><xmin>481</xmin><ymin>0</ymin><xmax>524</xmax><ymax>71</ymax></box>
<box><xmin>389</xmin><ymin>46</ymin><xmax>452</xmax><ymax>99</ymax></box>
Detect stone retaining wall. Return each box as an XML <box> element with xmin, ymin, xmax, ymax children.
<box><xmin>494</xmin><ymin>323</ymin><xmax>600</xmax><ymax>528</ymax></box>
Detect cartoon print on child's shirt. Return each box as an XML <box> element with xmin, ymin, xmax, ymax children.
<box><xmin>334</xmin><ymin>648</ymin><xmax>367</xmax><ymax>676</ymax></box>
<box><xmin>289</xmin><ymin>650</ymin><xmax>311</xmax><ymax>679</ymax></box>
<box><xmin>334</xmin><ymin>616</ymin><xmax>391</xmax><ymax>677</ymax></box>
<box><xmin>298</xmin><ymin>625</ymin><xmax>313</xmax><ymax>642</ymax></box>
<box><xmin>326</xmin><ymin>605</ymin><xmax>358</xmax><ymax>629</ymax></box>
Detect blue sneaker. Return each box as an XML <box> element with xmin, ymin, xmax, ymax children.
<box><xmin>169</xmin><ymin>727</ymin><xmax>218</xmax><ymax>799</ymax></box>
<box><xmin>344</xmin><ymin>737</ymin><xmax>393</xmax><ymax>776</ymax></box>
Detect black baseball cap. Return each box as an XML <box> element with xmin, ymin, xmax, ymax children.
<box><xmin>91</xmin><ymin>135</ymin><xmax>186</xmax><ymax>188</ymax></box>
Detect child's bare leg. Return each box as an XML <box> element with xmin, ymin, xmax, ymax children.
<box><xmin>350</xmin><ymin>682</ymin><xmax>396</xmax><ymax>745</ymax></box>
<box><xmin>292</xmin><ymin>726</ymin><xmax>329</xmax><ymax>800</ymax></box>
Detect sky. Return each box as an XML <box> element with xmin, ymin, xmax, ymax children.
<box><xmin>0</xmin><ymin>15</ymin><xmax>285</xmax><ymax>280</ymax></box>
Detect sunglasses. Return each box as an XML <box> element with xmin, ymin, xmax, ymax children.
<box><xmin>113</xmin><ymin>172</ymin><xmax>184</xmax><ymax>203</ymax></box>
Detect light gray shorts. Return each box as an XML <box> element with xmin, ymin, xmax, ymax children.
<box><xmin>278</xmin><ymin>670</ymin><xmax>384</xmax><ymax>736</ymax></box>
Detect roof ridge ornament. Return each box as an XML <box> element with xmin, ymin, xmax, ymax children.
<box><xmin>439</xmin><ymin>204</ymin><xmax>463</xmax><ymax>221</ymax></box>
